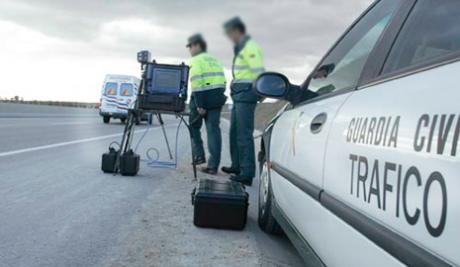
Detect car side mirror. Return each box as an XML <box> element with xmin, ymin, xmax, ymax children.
<box><xmin>254</xmin><ymin>72</ymin><xmax>318</xmax><ymax>105</ymax></box>
<box><xmin>254</xmin><ymin>72</ymin><xmax>290</xmax><ymax>99</ymax></box>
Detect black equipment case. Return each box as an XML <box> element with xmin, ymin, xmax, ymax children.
<box><xmin>101</xmin><ymin>147</ymin><xmax>118</xmax><ymax>173</ymax></box>
<box><xmin>119</xmin><ymin>149</ymin><xmax>140</xmax><ymax>176</ymax></box>
<box><xmin>191</xmin><ymin>179</ymin><xmax>249</xmax><ymax>230</ymax></box>
<box><xmin>101</xmin><ymin>147</ymin><xmax>139</xmax><ymax>176</ymax></box>
<box><xmin>137</xmin><ymin>62</ymin><xmax>189</xmax><ymax>112</ymax></box>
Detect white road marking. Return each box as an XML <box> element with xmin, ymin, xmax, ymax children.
<box><xmin>0</xmin><ymin>121</ymin><xmax>97</xmax><ymax>128</ymax></box>
<box><xmin>0</xmin><ymin>131</ymin><xmax>143</xmax><ymax>158</ymax></box>
<box><xmin>0</xmin><ymin>113</ymin><xmax>97</xmax><ymax>118</ymax></box>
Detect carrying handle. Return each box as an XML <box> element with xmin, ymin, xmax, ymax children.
<box><xmin>108</xmin><ymin>141</ymin><xmax>121</xmax><ymax>151</ymax></box>
<box><xmin>191</xmin><ymin>188</ymin><xmax>196</xmax><ymax>205</ymax></box>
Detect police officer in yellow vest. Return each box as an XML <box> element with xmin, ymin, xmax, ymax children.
<box><xmin>221</xmin><ymin>17</ymin><xmax>264</xmax><ymax>186</ymax></box>
<box><xmin>187</xmin><ymin>33</ymin><xmax>227</xmax><ymax>174</ymax></box>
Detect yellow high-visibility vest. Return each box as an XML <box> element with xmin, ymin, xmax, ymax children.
<box><xmin>189</xmin><ymin>52</ymin><xmax>226</xmax><ymax>92</ymax></box>
<box><xmin>232</xmin><ymin>39</ymin><xmax>264</xmax><ymax>84</ymax></box>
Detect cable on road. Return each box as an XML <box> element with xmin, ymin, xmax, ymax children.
<box><xmin>134</xmin><ymin>119</ymin><xmax>183</xmax><ymax>169</ymax></box>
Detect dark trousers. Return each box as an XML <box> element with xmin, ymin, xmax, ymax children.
<box><xmin>229</xmin><ymin>102</ymin><xmax>256</xmax><ymax>178</ymax></box>
<box><xmin>189</xmin><ymin>101</ymin><xmax>222</xmax><ymax>170</ymax></box>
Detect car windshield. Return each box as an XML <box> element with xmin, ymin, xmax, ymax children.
<box><xmin>104</xmin><ymin>82</ymin><xmax>118</xmax><ymax>96</ymax></box>
<box><xmin>120</xmin><ymin>83</ymin><xmax>134</xmax><ymax>96</ymax></box>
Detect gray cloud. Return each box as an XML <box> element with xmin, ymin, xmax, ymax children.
<box><xmin>0</xmin><ymin>0</ymin><xmax>372</xmax><ymax>83</ymax></box>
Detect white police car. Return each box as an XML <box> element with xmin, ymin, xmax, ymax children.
<box><xmin>255</xmin><ymin>0</ymin><xmax>460</xmax><ymax>266</ymax></box>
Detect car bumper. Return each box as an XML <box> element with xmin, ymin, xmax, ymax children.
<box><xmin>99</xmin><ymin>111</ymin><xmax>128</xmax><ymax>119</ymax></box>
<box><xmin>99</xmin><ymin>111</ymin><xmax>149</xmax><ymax>121</ymax></box>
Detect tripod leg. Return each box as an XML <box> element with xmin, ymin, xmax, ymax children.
<box><xmin>148</xmin><ymin>113</ymin><xmax>153</xmax><ymax>125</ymax></box>
<box><xmin>114</xmin><ymin>111</ymin><xmax>137</xmax><ymax>174</ymax></box>
<box><xmin>125</xmin><ymin>112</ymin><xmax>137</xmax><ymax>152</ymax></box>
<box><xmin>115</xmin><ymin>111</ymin><xmax>133</xmax><ymax>173</ymax></box>
<box><xmin>157</xmin><ymin>114</ymin><xmax>173</xmax><ymax>160</ymax></box>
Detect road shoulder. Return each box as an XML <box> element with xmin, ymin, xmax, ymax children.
<box><xmin>103</xmin><ymin>123</ymin><xmax>302</xmax><ymax>267</ymax></box>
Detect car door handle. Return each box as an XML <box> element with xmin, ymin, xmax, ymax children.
<box><xmin>310</xmin><ymin>113</ymin><xmax>327</xmax><ymax>134</ymax></box>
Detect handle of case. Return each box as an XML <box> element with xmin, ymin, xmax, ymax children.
<box><xmin>109</xmin><ymin>141</ymin><xmax>121</xmax><ymax>151</ymax></box>
<box><xmin>191</xmin><ymin>188</ymin><xmax>196</xmax><ymax>205</ymax></box>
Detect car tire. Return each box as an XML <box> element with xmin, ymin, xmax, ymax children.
<box><xmin>103</xmin><ymin>116</ymin><xmax>110</xmax><ymax>124</ymax></box>
<box><xmin>258</xmin><ymin>155</ymin><xmax>283</xmax><ymax>235</ymax></box>
<box><xmin>120</xmin><ymin>118</ymin><xmax>126</xmax><ymax>123</ymax></box>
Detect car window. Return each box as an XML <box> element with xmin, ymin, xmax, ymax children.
<box><xmin>120</xmin><ymin>83</ymin><xmax>134</xmax><ymax>96</ymax></box>
<box><xmin>307</xmin><ymin>0</ymin><xmax>401</xmax><ymax>95</ymax></box>
<box><xmin>383</xmin><ymin>0</ymin><xmax>460</xmax><ymax>74</ymax></box>
<box><xmin>104</xmin><ymin>82</ymin><xmax>118</xmax><ymax>96</ymax></box>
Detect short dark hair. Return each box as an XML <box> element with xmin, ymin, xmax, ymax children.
<box><xmin>233</xmin><ymin>23</ymin><xmax>246</xmax><ymax>34</ymax></box>
<box><xmin>223</xmin><ymin>17</ymin><xmax>246</xmax><ymax>34</ymax></box>
<box><xmin>194</xmin><ymin>40</ymin><xmax>207</xmax><ymax>52</ymax></box>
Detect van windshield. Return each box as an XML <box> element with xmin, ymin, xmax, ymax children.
<box><xmin>120</xmin><ymin>83</ymin><xmax>134</xmax><ymax>96</ymax></box>
<box><xmin>105</xmin><ymin>82</ymin><xmax>118</xmax><ymax>96</ymax></box>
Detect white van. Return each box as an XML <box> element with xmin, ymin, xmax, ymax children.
<box><xmin>99</xmin><ymin>74</ymin><xmax>140</xmax><ymax>124</ymax></box>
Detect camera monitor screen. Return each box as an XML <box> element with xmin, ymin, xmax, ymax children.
<box><xmin>150</xmin><ymin>68</ymin><xmax>181</xmax><ymax>94</ymax></box>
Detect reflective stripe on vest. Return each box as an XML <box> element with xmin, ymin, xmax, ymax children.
<box><xmin>233</xmin><ymin>65</ymin><xmax>250</xmax><ymax>71</ymax></box>
<box><xmin>251</xmin><ymin>67</ymin><xmax>265</xmax><ymax>74</ymax></box>
<box><xmin>193</xmin><ymin>83</ymin><xmax>226</xmax><ymax>92</ymax></box>
<box><xmin>232</xmin><ymin>79</ymin><xmax>254</xmax><ymax>84</ymax></box>
<box><xmin>190</xmin><ymin>71</ymin><xmax>225</xmax><ymax>82</ymax></box>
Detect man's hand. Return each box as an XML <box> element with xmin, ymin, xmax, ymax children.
<box><xmin>197</xmin><ymin>108</ymin><xmax>207</xmax><ymax>116</ymax></box>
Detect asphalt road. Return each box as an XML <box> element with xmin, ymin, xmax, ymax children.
<box><xmin>0</xmin><ymin>103</ymin><xmax>303</xmax><ymax>267</ymax></box>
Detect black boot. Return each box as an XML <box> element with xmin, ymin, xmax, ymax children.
<box><xmin>229</xmin><ymin>175</ymin><xmax>253</xmax><ymax>186</ymax></box>
<box><xmin>200</xmin><ymin>167</ymin><xmax>217</xmax><ymax>175</ymax></box>
<box><xmin>221</xmin><ymin>166</ymin><xmax>240</xmax><ymax>175</ymax></box>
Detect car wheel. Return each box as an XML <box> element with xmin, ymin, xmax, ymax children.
<box><xmin>120</xmin><ymin>118</ymin><xmax>126</xmax><ymax>123</ymax></box>
<box><xmin>103</xmin><ymin>116</ymin><xmax>110</xmax><ymax>124</ymax></box>
<box><xmin>258</xmin><ymin>155</ymin><xmax>283</xmax><ymax>235</ymax></box>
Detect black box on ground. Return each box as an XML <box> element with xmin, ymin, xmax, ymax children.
<box><xmin>101</xmin><ymin>147</ymin><xmax>118</xmax><ymax>173</ymax></box>
<box><xmin>119</xmin><ymin>150</ymin><xmax>140</xmax><ymax>176</ymax></box>
<box><xmin>192</xmin><ymin>179</ymin><xmax>249</xmax><ymax>230</ymax></box>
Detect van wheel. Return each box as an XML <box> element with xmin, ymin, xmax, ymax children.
<box><xmin>258</xmin><ymin>155</ymin><xmax>283</xmax><ymax>235</ymax></box>
<box><xmin>103</xmin><ymin>116</ymin><xmax>110</xmax><ymax>124</ymax></box>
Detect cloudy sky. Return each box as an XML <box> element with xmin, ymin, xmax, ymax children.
<box><xmin>0</xmin><ymin>0</ymin><xmax>372</xmax><ymax>102</ymax></box>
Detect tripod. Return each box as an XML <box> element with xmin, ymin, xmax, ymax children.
<box><xmin>113</xmin><ymin>108</ymin><xmax>197</xmax><ymax>179</ymax></box>
<box><xmin>110</xmin><ymin>56</ymin><xmax>197</xmax><ymax>179</ymax></box>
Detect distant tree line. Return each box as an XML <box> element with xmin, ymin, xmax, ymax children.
<box><xmin>0</xmin><ymin>96</ymin><xmax>97</xmax><ymax>109</ymax></box>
